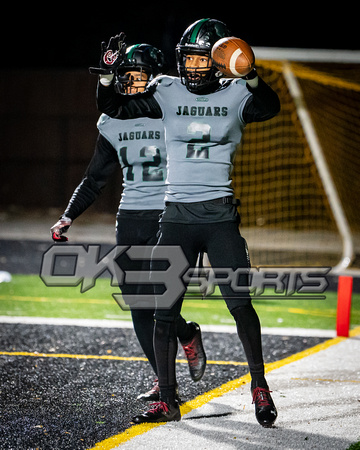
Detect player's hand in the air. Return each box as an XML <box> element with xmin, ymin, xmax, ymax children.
<box><xmin>89</xmin><ymin>32</ymin><xmax>126</xmax><ymax>75</ymax></box>
<box><xmin>50</xmin><ymin>216</ymin><xmax>72</xmax><ymax>242</ymax></box>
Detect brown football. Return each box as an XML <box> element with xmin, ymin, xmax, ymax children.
<box><xmin>211</xmin><ymin>37</ymin><xmax>255</xmax><ymax>77</ymax></box>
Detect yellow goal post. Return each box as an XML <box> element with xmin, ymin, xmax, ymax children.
<box><xmin>231</xmin><ymin>47</ymin><xmax>360</xmax><ymax>272</ymax></box>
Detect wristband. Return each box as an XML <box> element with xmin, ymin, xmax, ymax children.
<box><xmin>100</xmin><ymin>74</ymin><xmax>114</xmax><ymax>86</ymax></box>
<box><xmin>246</xmin><ymin>76</ymin><xmax>259</xmax><ymax>88</ymax></box>
<box><xmin>242</xmin><ymin>69</ymin><xmax>259</xmax><ymax>88</ymax></box>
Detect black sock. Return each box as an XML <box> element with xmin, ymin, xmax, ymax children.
<box><xmin>131</xmin><ymin>308</ymin><xmax>157</xmax><ymax>375</ymax></box>
<box><xmin>153</xmin><ymin>319</ymin><xmax>178</xmax><ymax>403</ymax></box>
<box><xmin>176</xmin><ymin>316</ymin><xmax>195</xmax><ymax>343</ymax></box>
<box><xmin>230</xmin><ymin>304</ymin><xmax>268</xmax><ymax>390</ymax></box>
<box><xmin>159</xmin><ymin>385</ymin><xmax>177</xmax><ymax>405</ymax></box>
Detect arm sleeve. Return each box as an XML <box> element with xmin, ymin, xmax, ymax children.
<box><xmin>242</xmin><ymin>76</ymin><xmax>281</xmax><ymax>123</ymax></box>
<box><xmin>96</xmin><ymin>80</ymin><xmax>162</xmax><ymax>119</ymax></box>
<box><xmin>63</xmin><ymin>134</ymin><xmax>119</xmax><ymax>220</ymax></box>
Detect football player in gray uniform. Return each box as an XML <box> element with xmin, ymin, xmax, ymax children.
<box><xmin>96</xmin><ymin>19</ymin><xmax>280</xmax><ymax>427</ymax></box>
<box><xmin>51</xmin><ymin>42</ymin><xmax>207</xmax><ymax>401</ymax></box>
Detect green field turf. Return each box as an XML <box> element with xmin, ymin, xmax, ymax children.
<box><xmin>0</xmin><ymin>274</ymin><xmax>359</xmax><ymax>330</ymax></box>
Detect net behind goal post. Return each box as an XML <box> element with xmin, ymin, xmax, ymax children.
<box><xmin>230</xmin><ymin>47</ymin><xmax>360</xmax><ymax>273</ymax></box>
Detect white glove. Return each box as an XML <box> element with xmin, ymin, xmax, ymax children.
<box><xmin>51</xmin><ymin>216</ymin><xmax>72</xmax><ymax>242</ymax></box>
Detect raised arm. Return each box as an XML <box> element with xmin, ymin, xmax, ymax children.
<box><xmin>242</xmin><ymin>70</ymin><xmax>281</xmax><ymax>123</ymax></box>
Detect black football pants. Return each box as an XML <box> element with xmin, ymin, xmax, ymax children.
<box><xmin>153</xmin><ymin>219</ymin><xmax>267</xmax><ymax>403</ymax></box>
<box><xmin>115</xmin><ymin>212</ymin><xmax>193</xmax><ymax>377</ymax></box>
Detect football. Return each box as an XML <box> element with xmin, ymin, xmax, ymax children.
<box><xmin>211</xmin><ymin>37</ymin><xmax>255</xmax><ymax>77</ymax></box>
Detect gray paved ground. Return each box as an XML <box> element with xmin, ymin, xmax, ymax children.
<box><xmin>115</xmin><ymin>334</ymin><xmax>360</xmax><ymax>450</ymax></box>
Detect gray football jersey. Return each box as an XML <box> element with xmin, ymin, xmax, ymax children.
<box><xmin>97</xmin><ymin>114</ymin><xmax>166</xmax><ymax>210</ymax></box>
<box><xmin>152</xmin><ymin>76</ymin><xmax>251</xmax><ymax>203</ymax></box>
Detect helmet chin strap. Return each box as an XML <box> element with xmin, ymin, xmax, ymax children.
<box><xmin>185</xmin><ymin>76</ymin><xmax>220</xmax><ymax>94</ymax></box>
<box><xmin>184</xmin><ymin>65</ymin><xmax>222</xmax><ymax>93</ymax></box>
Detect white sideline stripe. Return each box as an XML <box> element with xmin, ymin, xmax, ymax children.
<box><xmin>0</xmin><ymin>316</ymin><xmax>336</xmax><ymax>337</ymax></box>
<box><xmin>0</xmin><ymin>316</ymin><xmax>134</xmax><ymax>329</ymax></box>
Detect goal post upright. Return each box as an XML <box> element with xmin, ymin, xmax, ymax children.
<box><xmin>281</xmin><ymin>61</ymin><xmax>354</xmax><ymax>273</ymax></box>
<box><xmin>251</xmin><ymin>47</ymin><xmax>360</xmax><ymax>273</ymax></box>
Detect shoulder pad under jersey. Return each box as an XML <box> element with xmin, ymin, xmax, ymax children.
<box><xmin>148</xmin><ymin>75</ymin><xmax>176</xmax><ymax>89</ymax></box>
<box><xmin>97</xmin><ymin>113</ymin><xmax>111</xmax><ymax>129</ymax></box>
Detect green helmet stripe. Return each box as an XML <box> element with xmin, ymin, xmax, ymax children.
<box><xmin>126</xmin><ymin>44</ymin><xmax>141</xmax><ymax>59</ymax></box>
<box><xmin>189</xmin><ymin>18</ymin><xmax>210</xmax><ymax>43</ymax></box>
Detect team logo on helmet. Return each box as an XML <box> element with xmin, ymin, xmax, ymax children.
<box><xmin>103</xmin><ymin>50</ymin><xmax>119</xmax><ymax>66</ymax></box>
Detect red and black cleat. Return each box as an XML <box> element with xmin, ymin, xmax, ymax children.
<box><xmin>181</xmin><ymin>322</ymin><xmax>207</xmax><ymax>382</ymax></box>
<box><xmin>137</xmin><ymin>379</ymin><xmax>160</xmax><ymax>402</ymax></box>
<box><xmin>137</xmin><ymin>379</ymin><xmax>181</xmax><ymax>403</ymax></box>
<box><xmin>252</xmin><ymin>387</ymin><xmax>278</xmax><ymax>427</ymax></box>
<box><xmin>132</xmin><ymin>401</ymin><xmax>181</xmax><ymax>424</ymax></box>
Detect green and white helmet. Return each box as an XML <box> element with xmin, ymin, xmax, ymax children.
<box><xmin>176</xmin><ymin>18</ymin><xmax>230</xmax><ymax>92</ymax></box>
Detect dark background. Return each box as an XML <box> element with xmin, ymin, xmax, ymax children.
<box><xmin>3</xmin><ymin>7</ymin><xmax>358</xmax><ymax>70</ymax></box>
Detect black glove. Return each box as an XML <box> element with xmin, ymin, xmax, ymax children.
<box><xmin>89</xmin><ymin>32</ymin><xmax>126</xmax><ymax>75</ymax></box>
<box><xmin>50</xmin><ymin>216</ymin><xmax>72</xmax><ymax>242</ymax></box>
